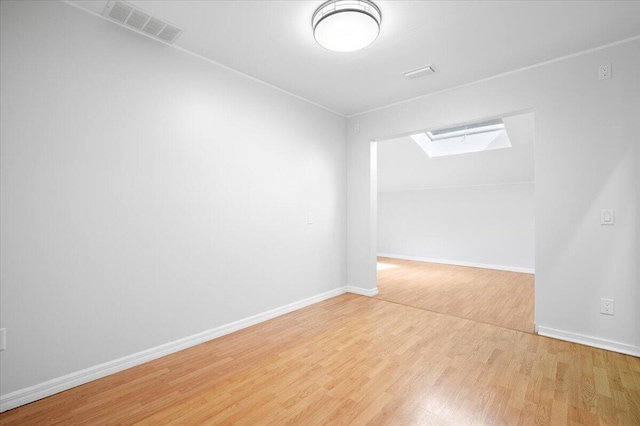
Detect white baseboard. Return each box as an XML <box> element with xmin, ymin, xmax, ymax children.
<box><xmin>346</xmin><ymin>285</ymin><xmax>379</xmax><ymax>297</ymax></box>
<box><xmin>0</xmin><ymin>287</ymin><xmax>349</xmax><ymax>413</ymax></box>
<box><xmin>377</xmin><ymin>253</ymin><xmax>535</xmax><ymax>274</ymax></box>
<box><xmin>537</xmin><ymin>326</ymin><xmax>640</xmax><ymax>357</ymax></box>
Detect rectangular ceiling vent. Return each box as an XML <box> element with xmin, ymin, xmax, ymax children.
<box><xmin>402</xmin><ymin>64</ymin><xmax>439</xmax><ymax>79</ymax></box>
<box><xmin>102</xmin><ymin>1</ymin><xmax>183</xmax><ymax>44</ymax></box>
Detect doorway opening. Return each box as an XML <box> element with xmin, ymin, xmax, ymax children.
<box><xmin>373</xmin><ymin>111</ymin><xmax>535</xmax><ymax>333</ymax></box>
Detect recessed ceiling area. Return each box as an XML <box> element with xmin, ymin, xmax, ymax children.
<box><xmin>411</xmin><ymin>119</ymin><xmax>511</xmax><ymax>158</ymax></box>
<box><xmin>66</xmin><ymin>1</ymin><xmax>640</xmax><ymax>116</ymax></box>
<box><xmin>377</xmin><ymin>112</ymin><xmax>535</xmax><ymax>192</ymax></box>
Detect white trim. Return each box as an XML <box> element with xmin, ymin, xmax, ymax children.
<box><xmin>378</xmin><ymin>253</ymin><xmax>534</xmax><ymax>274</ymax></box>
<box><xmin>346</xmin><ymin>285</ymin><xmax>379</xmax><ymax>297</ymax></box>
<box><xmin>59</xmin><ymin>0</ymin><xmax>345</xmax><ymax>118</ymax></box>
<box><xmin>537</xmin><ymin>326</ymin><xmax>640</xmax><ymax>358</ymax></box>
<box><xmin>349</xmin><ymin>35</ymin><xmax>640</xmax><ymax>117</ymax></box>
<box><xmin>0</xmin><ymin>287</ymin><xmax>346</xmax><ymax>412</ymax></box>
<box><xmin>377</xmin><ymin>181</ymin><xmax>534</xmax><ymax>193</ymax></box>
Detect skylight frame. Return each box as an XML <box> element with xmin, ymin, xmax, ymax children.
<box><xmin>410</xmin><ymin>118</ymin><xmax>512</xmax><ymax>158</ymax></box>
<box><xmin>427</xmin><ymin>119</ymin><xmax>505</xmax><ymax>141</ymax></box>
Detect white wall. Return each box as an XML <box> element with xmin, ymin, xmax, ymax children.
<box><xmin>378</xmin><ymin>183</ymin><xmax>534</xmax><ymax>271</ymax></box>
<box><xmin>0</xmin><ymin>0</ymin><xmax>346</xmax><ymax>397</ymax></box>
<box><xmin>348</xmin><ymin>39</ymin><xmax>640</xmax><ymax>354</ymax></box>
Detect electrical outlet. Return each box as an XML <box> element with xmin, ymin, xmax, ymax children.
<box><xmin>600</xmin><ymin>298</ymin><xmax>614</xmax><ymax>316</ymax></box>
<box><xmin>598</xmin><ymin>63</ymin><xmax>612</xmax><ymax>80</ymax></box>
<box><xmin>0</xmin><ymin>328</ymin><xmax>5</xmax><ymax>351</ymax></box>
<box><xmin>600</xmin><ymin>209</ymin><xmax>615</xmax><ymax>225</ymax></box>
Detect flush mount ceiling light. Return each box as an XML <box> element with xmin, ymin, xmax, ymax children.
<box><xmin>312</xmin><ymin>0</ymin><xmax>381</xmax><ymax>53</ymax></box>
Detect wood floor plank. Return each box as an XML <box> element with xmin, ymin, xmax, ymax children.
<box><xmin>1</xmin><ymin>294</ymin><xmax>638</xmax><ymax>425</ymax></box>
<box><xmin>376</xmin><ymin>257</ymin><xmax>535</xmax><ymax>333</ymax></box>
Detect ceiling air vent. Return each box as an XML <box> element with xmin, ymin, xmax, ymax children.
<box><xmin>141</xmin><ymin>17</ymin><xmax>166</xmax><ymax>37</ymax></box>
<box><xmin>402</xmin><ymin>64</ymin><xmax>439</xmax><ymax>79</ymax></box>
<box><xmin>125</xmin><ymin>10</ymin><xmax>149</xmax><ymax>30</ymax></box>
<box><xmin>102</xmin><ymin>1</ymin><xmax>183</xmax><ymax>44</ymax></box>
<box><xmin>107</xmin><ymin>1</ymin><xmax>132</xmax><ymax>22</ymax></box>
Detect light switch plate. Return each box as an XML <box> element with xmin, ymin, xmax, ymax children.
<box><xmin>600</xmin><ymin>209</ymin><xmax>615</xmax><ymax>225</ymax></box>
<box><xmin>0</xmin><ymin>328</ymin><xmax>5</xmax><ymax>351</ymax></box>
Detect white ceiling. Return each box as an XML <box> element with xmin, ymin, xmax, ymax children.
<box><xmin>377</xmin><ymin>113</ymin><xmax>535</xmax><ymax>191</ymax></box>
<box><xmin>68</xmin><ymin>1</ymin><xmax>640</xmax><ymax>116</ymax></box>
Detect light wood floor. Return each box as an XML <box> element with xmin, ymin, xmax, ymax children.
<box><xmin>376</xmin><ymin>257</ymin><xmax>535</xmax><ymax>333</ymax></box>
<box><xmin>1</xmin><ymin>294</ymin><xmax>639</xmax><ymax>425</ymax></box>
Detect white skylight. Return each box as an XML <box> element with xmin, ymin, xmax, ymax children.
<box><xmin>410</xmin><ymin>119</ymin><xmax>511</xmax><ymax>158</ymax></box>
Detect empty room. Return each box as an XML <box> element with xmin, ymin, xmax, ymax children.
<box><xmin>376</xmin><ymin>113</ymin><xmax>536</xmax><ymax>333</ymax></box>
<box><xmin>1</xmin><ymin>1</ymin><xmax>639</xmax><ymax>425</ymax></box>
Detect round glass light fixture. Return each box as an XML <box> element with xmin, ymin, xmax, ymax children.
<box><xmin>312</xmin><ymin>0</ymin><xmax>381</xmax><ymax>53</ymax></box>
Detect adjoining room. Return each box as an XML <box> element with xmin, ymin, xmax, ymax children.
<box><xmin>376</xmin><ymin>113</ymin><xmax>535</xmax><ymax>333</ymax></box>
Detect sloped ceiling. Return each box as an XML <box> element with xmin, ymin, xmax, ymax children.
<box><xmin>377</xmin><ymin>113</ymin><xmax>535</xmax><ymax>191</ymax></box>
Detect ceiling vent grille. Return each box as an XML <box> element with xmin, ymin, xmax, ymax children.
<box><xmin>402</xmin><ymin>64</ymin><xmax>439</xmax><ymax>79</ymax></box>
<box><xmin>126</xmin><ymin>10</ymin><xmax>149</xmax><ymax>30</ymax></box>
<box><xmin>102</xmin><ymin>1</ymin><xmax>183</xmax><ymax>44</ymax></box>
